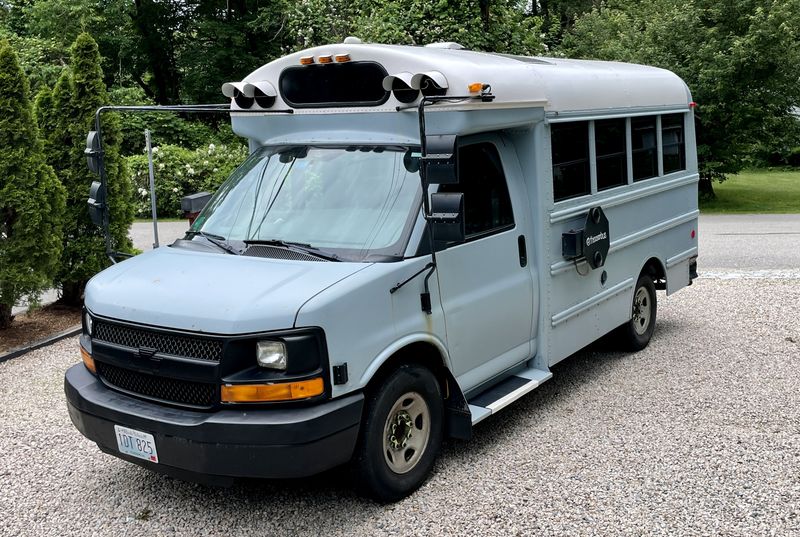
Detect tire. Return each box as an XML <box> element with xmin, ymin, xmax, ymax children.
<box><xmin>615</xmin><ymin>272</ymin><xmax>657</xmax><ymax>351</ymax></box>
<box><xmin>353</xmin><ymin>364</ymin><xmax>443</xmax><ymax>503</ymax></box>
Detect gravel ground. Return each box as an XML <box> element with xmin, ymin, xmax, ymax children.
<box><xmin>1</xmin><ymin>276</ymin><xmax>799</xmax><ymax>536</ymax></box>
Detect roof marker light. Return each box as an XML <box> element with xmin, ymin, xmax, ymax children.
<box><xmin>335</xmin><ymin>54</ymin><xmax>351</xmax><ymax>63</ymax></box>
<box><xmin>318</xmin><ymin>55</ymin><xmax>333</xmax><ymax>64</ymax></box>
<box><xmin>299</xmin><ymin>56</ymin><xmax>314</xmax><ymax>65</ymax></box>
<box><xmin>689</xmin><ymin>101</ymin><xmax>697</xmax><ymax>108</ymax></box>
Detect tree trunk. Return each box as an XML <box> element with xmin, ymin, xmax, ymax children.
<box><xmin>0</xmin><ymin>303</ymin><xmax>13</xmax><ymax>330</ymax></box>
<box><xmin>698</xmin><ymin>176</ymin><xmax>716</xmax><ymax>201</ymax></box>
<box><xmin>60</xmin><ymin>281</ymin><xmax>85</xmax><ymax>308</ymax></box>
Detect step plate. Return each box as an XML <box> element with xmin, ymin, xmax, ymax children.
<box><xmin>468</xmin><ymin>368</ymin><xmax>553</xmax><ymax>425</ymax></box>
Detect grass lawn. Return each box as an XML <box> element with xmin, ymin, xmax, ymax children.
<box><xmin>700</xmin><ymin>168</ymin><xmax>800</xmax><ymax>213</ymax></box>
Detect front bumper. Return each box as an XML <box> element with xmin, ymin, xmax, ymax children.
<box><xmin>65</xmin><ymin>364</ymin><xmax>364</xmax><ymax>485</ymax></box>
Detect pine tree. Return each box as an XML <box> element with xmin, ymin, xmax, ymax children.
<box><xmin>0</xmin><ymin>40</ymin><xmax>66</xmax><ymax>329</ymax></box>
<box><xmin>47</xmin><ymin>33</ymin><xmax>134</xmax><ymax>305</ymax></box>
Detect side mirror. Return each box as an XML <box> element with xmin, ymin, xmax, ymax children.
<box><xmin>422</xmin><ymin>134</ymin><xmax>458</xmax><ymax>184</ymax></box>
<box><xmin>87</xmin><ymin>180</ymin><xmax>106</xmax><ymax>227</ymax></box>
<box><xmin>430</xmin><ymin>192</ymin><xmax>465</xmax><ymax>245</ymax></box>
<box><xmin>181</xmin><ymin>192</ymin><xmax>212</xmax><ymax>214</ymax></box>
<box><xmin>85</xmin><ymin>131</ymin><xmax>101</xmax><ymax>174</ymax></box>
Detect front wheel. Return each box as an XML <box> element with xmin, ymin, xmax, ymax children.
<box><xmin>353</xmin><ymin>364</ymin><xmax>443</xmax><ymax>503</ymax></box>
<box><xmin>614</xmin><ymin>273</ymin><xmax>657</xmax><ymax>351</ymax></box>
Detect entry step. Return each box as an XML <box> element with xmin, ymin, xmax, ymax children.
<box><xmin>468</xmin><ymin>368</ymin><xmax>552</xmax><ymax>425</ymax></box>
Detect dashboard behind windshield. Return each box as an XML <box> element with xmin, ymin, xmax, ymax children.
<box><xmin>189</xmin><ymin>146</ymin><xmax>422</xmax><ymax>261</ymax></box>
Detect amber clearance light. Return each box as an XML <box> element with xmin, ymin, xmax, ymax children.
<box><xmin>221</xmin><ymin>377</ymin><xmax>324</xmax><ymax>403</ymax></box>
<box><xmin>80</xmin><ymin>346</ymin><xmax>96</xmax><ymax>374</ymax></box>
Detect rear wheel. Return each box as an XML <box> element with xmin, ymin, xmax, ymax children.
<box><xmin>353</xmin><ymin>364</ymin><xmax>443</xmax><ymax>503</ymax></box>
<box><xmin>615</xmin><ymin>273</ymin><xmax>657</xmax><ymax>351</ymax></box>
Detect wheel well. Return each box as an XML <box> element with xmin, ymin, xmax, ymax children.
<box><xmin>364</xmin><ymin>342</ymin><xmax>472</xmax><ymax>441</ymax></box>
<box><xmin>642</xmin><ymin>257</ymin><xmax>667</xmax><ymax>289</ymax></box>
<box><xmin>365</xmin><ymin>342</ymin><xmax>448</xmax><ymax>395</ymax></box>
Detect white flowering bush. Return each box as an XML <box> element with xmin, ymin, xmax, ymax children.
<box><xmin>127</xmin><ymin>143</ymin><xmax>248</xmax><ymax>218</ymax></box>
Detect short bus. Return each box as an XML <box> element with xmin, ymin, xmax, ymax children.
<box><xmin>66</xmin><ymin>39</ymin><xmax>698</xmax><ymax>502</ymax></box>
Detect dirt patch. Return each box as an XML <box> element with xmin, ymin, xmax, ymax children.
<box><xmin>0</xmin><ymin>304</ymin><xmax>81</xmax><ymax>354</ymax></box>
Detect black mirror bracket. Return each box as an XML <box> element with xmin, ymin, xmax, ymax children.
<box><xmin>412</xmin><ymin>88</ymin><xmax>494</xmax><ymax>314</ymax></box>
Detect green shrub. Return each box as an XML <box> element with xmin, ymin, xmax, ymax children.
<box><xmin>127</xmin><ymin>143</ymin><xmax>248</xmax><ymax>218</ymax></box>
<box><xmin>0</xmin><ymin>40</ymin><xmax>66</xmax><ymax>328</ymax></box>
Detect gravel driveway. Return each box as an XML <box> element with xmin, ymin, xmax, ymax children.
<box><xmin>2</xmin><ymin>274</ymin><xmax>799</xmax><ymax>536</ymax></box>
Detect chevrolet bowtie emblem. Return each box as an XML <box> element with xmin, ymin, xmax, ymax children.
<box><xmin>137</xmin><ymin>346</ymin><xmax>159</xmax><ymax>360</ymax></box>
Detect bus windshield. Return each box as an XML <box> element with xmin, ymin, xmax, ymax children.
<box><xmin>188</xmin><ymin>146</ymin><xmax>422</xmax><ymax>261</ymax></box>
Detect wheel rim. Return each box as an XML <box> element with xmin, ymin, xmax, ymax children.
<box><xmin>632</xmin><ymin>286</ymin><xmax>652</xmax><ymax>336</ymax></box>
<box><xmin>382</xmin><ymin>391</ymin><xmax>431</xmax><ymax>474</ymax></box>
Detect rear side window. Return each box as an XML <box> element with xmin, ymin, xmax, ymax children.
<box><xmin>551</xmin><ymin>122</ymin><xmax>590</xmax><ymax>201</ymax></box>
<box><xmin>631</xmin><ymin>116</ymin><xmax>658</xmax><ymax>181</ymax></box>
<box><xmin>595</xmin><ymin>118</ymin><xmax>628</xmax><ymax>191</ymax></box>
<box><xmin>440</xmin><ymin>142</ymin><xmax>514</xmax><ymax>238</ymax></box>
<box><xmin>661</xmin><ymin>114</ymin><xmax>686</xmax><ymax>174</ymax></box>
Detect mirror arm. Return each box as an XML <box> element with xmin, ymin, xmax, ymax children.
<box><xmin>93</xmin><ymin>108</ymin><xmax>114</xmax><ymax>263</ymax></box>
<box><xmin>416</xmin><ymin>98</ymin><xmax>440</xmax><ymax>314</ymax></box>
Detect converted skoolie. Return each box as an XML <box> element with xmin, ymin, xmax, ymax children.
<box><xmin>66</xmin><ymin>39</ymin><xmax>698</xmax><ymax>502</ymax></box>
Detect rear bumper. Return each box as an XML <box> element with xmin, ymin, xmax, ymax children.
<box><xmin>65</xmin><ymin>364</ymin><xmax>364</xmax><ymax>485</ymax></box>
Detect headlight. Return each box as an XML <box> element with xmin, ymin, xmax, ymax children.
<box><xmin>84</xmin><ymin>312</ymin><xmax>93</xmax><ymax>336</ymax></box>
<box><xmin>256</xmin><ymin>341</ymin><xmax>287</xmax><ymax>370</ymax></box>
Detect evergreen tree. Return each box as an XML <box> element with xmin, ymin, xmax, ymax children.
<box><xmin>46</xmin><ymin>33</ymin><xmax>134</xmax><ymax>305</ymax></box>
<box><xmin>0</xmin><ymin>40</ymin><xmax>66</xmax><ymax>328</ymax></box>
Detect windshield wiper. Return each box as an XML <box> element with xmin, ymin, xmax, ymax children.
<box><xmin>244</xmin><ymin>239</ymin><xmax>341</xmax><ymax>261</ymax></box>
<box><xmin>186</xmin><ymin>230</ymin><xmax>242</xmax><ymax>255</ymax></box>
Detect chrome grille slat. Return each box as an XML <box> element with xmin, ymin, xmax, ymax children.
<box><xmin>93</xmin><ymin>321</ymin><xmax>223</xmax><ymax>362</ymax></box>
<box><xmin>96</xmin><ymin>362</ymin><xmax>216</xmax><ymax>408</ymax></box>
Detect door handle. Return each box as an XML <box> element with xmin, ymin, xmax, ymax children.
<box><xmin>517</xmin><ymin>235</ymin><xmax>527</xmax><ymax>267</ymax></box>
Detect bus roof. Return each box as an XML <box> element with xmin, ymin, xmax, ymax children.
<box><xmin>230</xmin><ymin>42</ymin><xmax>692</xmax><ymax>115</ymax></box>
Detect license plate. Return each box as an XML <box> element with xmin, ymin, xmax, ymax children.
<box><xmin>114</xmin><ymin>425</ymin><xmax>159</xmax><ymax>463</ymax></box>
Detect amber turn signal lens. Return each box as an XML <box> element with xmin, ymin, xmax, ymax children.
<box><xmin>299</xmin><ymin>56</ymin><xmax>314</xmax><ymax>65</ymax></box>
<box><xmin>318</xmin><ymin>55</ymin><xmax>333</xmax><ymax>64</ymax></box>
<box><xmin>221</xmin><ymin>377</ymin><xmax>324</xmax><ymax>403</ymax></box>
<box><xmin>80</xmin><ymin>346</ymin><xmax>96</xmax><ymax>374</ymax></box>
<box><xmin>468</xmin><ymin>82</ymin><xmax>484</xmax><ymax>93</ymax></box>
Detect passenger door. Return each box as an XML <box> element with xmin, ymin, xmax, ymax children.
<box><xmin>435</xmin><ymin>140</ymin><xmax>534</xmax><ymax>392</ymax></box>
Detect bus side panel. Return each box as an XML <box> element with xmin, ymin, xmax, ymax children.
<box><xmin>544</xmin><ymin>174</ymin><xmax>697</xmax><ymax>366</ymax></box>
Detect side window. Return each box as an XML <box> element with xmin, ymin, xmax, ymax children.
<box><xmin>631</xmin><ymin>116</ymin><xmax>658</xmax><ymax>181</ymax></box>
<box><xmin>440</xmin><ymin>142</ymin><xmax>514</xmax><ymax>238</ymax></box>
<box><xmin>595</xmin><ymin>118</ymin><xmax>628</xmax><ymax>190</ymax></box>
<box><xmin>551</xmin><ymin>122</ymin><xmax>590</xmax><ymax>201</ymax></box>
<box><xmin>661</xmin><ymin>113</ymin><xmax>686</xmax><ymax>174</ymax></box>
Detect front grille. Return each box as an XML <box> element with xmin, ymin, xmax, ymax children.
<box><xmin>96</xmin><ymin>362</ymin><xmax>217</xmax><ymax>408</ymax></box>
<box><xmin>243</xmin><ymin>245</ymin><xmax>324</xmax><ymax>261</ymax></box>
<box><xmin>93</xmin><ymin>321</ymin><xmax>223</xmax><ymax>362</ymax></box>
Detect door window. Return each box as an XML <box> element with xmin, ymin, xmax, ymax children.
<box><xmin>440</xmin><ymin>142</ymin><xmax>515</xmax><ymax>238</ymax></box>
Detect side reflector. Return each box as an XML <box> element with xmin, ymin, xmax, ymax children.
<box><xmin>221</xmin><ymin>377</ymin><xmax>325</xmax><ymax>403</ymax></box>
<box><xmin>335</xmin><ymin>54</ymin><xmax>351</xmax><ymax>63</ymax></box>
<box><xmin>468</xmin><ymin>82</ymin><xmax>483</xmax><ymax>93</ymax></box>
<box><xmin>80</xmin><ymin>346</ymin><xmax>96</xmax><ymax>374</ymax></box>
<box><xmin>318</xmin><ymin>55</ymin><xmax>333</xmax><ymax>64</ymax></box>
<box><xmin>300</xmin><ymin>56</ymin><xmax>314</xmax><ymax>65</ymax></box>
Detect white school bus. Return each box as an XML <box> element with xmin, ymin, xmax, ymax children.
<box><xmin>66</xmin><ymin>40</ymin><xmax>698</xmax><ymax>502</ymax></box>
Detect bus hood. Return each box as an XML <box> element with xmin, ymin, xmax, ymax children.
<box><xmin>84</xmin><ymin>246</ymin><xmax>369</xmax><ymax>334</ymax></box>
